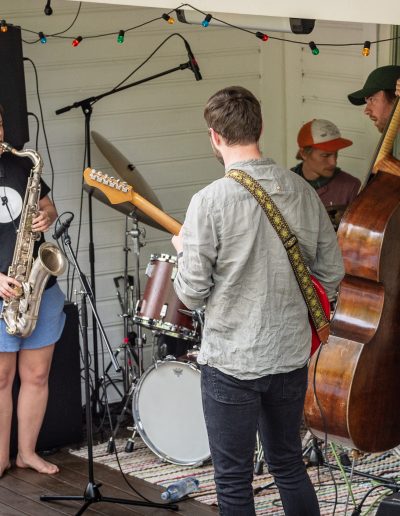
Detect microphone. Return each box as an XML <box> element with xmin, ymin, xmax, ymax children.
<box><xmin>53</xmin><ymin>214</ymin><xmax>74</xmax><ymax>240</ymax></box>
<box><xmin>44</xmin><ymin>0</ymin><xmax>53</xmax><ymax>15</ymax></box>
<box><xmin>184</xmin><ymin>41</ymin><xmax>202</xmax><ymax>81</ymax></box>
<box><xmin>0</xmin><ymin>159</ymin><xmax>4</xmax><ymax>180</ymax></box>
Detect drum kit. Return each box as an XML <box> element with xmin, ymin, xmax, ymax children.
<box><xmin>90</xmin><ymin>132</ymin><xmax>210</xmax><ymax>467</ymax></box>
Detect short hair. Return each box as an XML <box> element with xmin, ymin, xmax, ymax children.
<box><xmin>204</xmin><ymin>86</ymin><xmax>262</xmax><ymax>145</ymax></box>
<box><xmin>383</xmin><ymin>90</ymin><xmax>397</xmax><ymax>104</ymax></box>
<box><xmin>295</xmin><ymin>146</ymin><xmax>313</xmax><ymax>161</ymax></box>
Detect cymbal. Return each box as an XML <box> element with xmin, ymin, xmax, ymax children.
<box><xmin>90</xmin><ymin>131</ymin><xmax>167</xmax><ymax>232</ymax></box>
<box><xmin>91</xmin><ymin>131</ymin><xmax>163</xmax><ymax>209</ymax></box>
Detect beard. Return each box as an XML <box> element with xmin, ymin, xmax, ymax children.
<box><xmin>210</xmin><ymin>139</ymin><xmax>225</xmax><ymax>166</ymax></box>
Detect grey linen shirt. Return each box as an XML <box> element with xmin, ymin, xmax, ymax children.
<box><xmin>174</xmin><ymin>158</ymin><xmax>344</xmax><ymax>380</ymax></box>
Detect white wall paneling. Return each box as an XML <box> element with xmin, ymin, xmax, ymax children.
<box><xmin>65</xmin><ymin>0</ymin><xmax>400</xmax><ymax>26</ymax></box>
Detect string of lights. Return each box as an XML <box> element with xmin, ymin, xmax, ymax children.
<box><xmin>1</xmin><ymin>2</ymin><xmax>398</xmax><ymax>55</ymax></box>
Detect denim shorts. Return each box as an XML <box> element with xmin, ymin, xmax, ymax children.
<box><xmin>0</xmin><ymin>282</ymin><xmax>66</xmax><ymax>352</ymax></box>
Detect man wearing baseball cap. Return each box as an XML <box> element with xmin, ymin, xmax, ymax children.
<box><xmin>348</xmin><ymin>65</ymin><xmax>400</xmax><ymax>133</ymax></box>
<box><xmin>291</xmin><ymin>119</ymin><xmax>361</xmax><ymax>216</ymax></box>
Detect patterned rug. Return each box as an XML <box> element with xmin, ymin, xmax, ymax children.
<box><xmin>69</xmin><ymin>437</ymin><xmax>400</xmax><ymax>514</ymax></box>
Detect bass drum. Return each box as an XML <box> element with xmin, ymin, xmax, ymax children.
<box><xmin>132</xmin><ymin>360</ymin><xmax>210</xmax><ymax>466</ymax></box>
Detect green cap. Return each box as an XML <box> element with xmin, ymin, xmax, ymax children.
<box><xmin>348</xmin><ymin>65</ymin><xmax>400</xmax><ymax>106</ymax></box>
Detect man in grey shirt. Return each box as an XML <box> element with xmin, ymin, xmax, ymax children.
<box><xmin>172</xmin><ymin>86</ymin><xmax>344</xmax><ymax>515</ymax></box>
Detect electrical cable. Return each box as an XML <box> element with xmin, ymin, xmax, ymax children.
<box><xmin>23</xmin><ymin>58</ymin><xmax>56</xmax><ymax>201</ymax></box>
<box><xmin>12</xmin><ymin>2</ymin><xmax>400</xmax><ymax>52</ymax></box>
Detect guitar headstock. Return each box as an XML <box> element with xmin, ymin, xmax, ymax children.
<box><xmin>83</xmin><ymin>167</ymin><xmax>133</xmax><ymax>205</ymax></box>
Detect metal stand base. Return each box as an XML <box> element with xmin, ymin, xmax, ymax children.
<box><xmin>41</xmin><ymin>482</ymin><xmax>178</xmax><ymax>515</ymax></box>
<box><xmin>40</xmin><ymin>232</ymin><xmax>177</xmax><ymax>515</ymax></box>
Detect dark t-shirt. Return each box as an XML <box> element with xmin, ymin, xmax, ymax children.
<box><xmin>0</xmin><ymin>153</ymin><xmax>56</xmax><ymax>289</ymax></box>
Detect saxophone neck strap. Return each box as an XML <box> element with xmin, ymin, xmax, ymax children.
<box><xmin>226</xmin><ymin>169</ymin><xmax>330</xmax><ymax>338</ymax></box>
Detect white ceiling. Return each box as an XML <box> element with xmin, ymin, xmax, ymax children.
<box><xmin>65</xmin><ymin>0</ymin><xmax>399</xmax><ymax>25</ymax></box>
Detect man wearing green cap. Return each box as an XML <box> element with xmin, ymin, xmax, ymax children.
<box><xmin>348</xmin><ymin>65</ymin><xmax>400</xmax><ymax>133</ymax></box>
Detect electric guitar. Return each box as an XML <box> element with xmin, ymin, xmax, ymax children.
<box><xmin>83</xmin><ymin>167</ymin><xmax>330</xmax><ymax>355</ymax></box>
<box><xmin>83</xmin><ymin>167</ymin><xmax>181</xmax><ymax>235</ymax></box>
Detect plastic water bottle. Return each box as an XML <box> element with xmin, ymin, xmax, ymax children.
<box><xmin>160</xmin><ymin>476</ymin><xmax>200</xmax><ymax>502</ymax></box>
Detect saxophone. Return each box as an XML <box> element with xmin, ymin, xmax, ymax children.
<box><xmin>0</xmin><ymin>142</ymin><xmax>66</xmax><ymax>337</ymax></box>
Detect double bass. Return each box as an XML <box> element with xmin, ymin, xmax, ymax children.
<box><xmin>304</xmin><ymin>98</ymin><xmax>400</xmax><ymax>453</ymax></box>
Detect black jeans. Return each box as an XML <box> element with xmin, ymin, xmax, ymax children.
<box><xmin>201</xmin><ymin>364</ymin><xmax>320</xmax><ymax>516</ymax></box>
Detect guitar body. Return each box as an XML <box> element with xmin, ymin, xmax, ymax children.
<box><xmin>304</xmin><ymin>172</ymin><xmax>400</xmax><ymax>452</ymax></box>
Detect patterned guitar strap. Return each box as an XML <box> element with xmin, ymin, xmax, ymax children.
<box><xmin>226</xmin><ymin>169</ymin><xmax>330</xmax><ymax>343</ymax></box>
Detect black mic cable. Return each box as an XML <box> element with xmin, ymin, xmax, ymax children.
<box><xmin>44</xmin><ymin>0</ymin><xmax>53</xmax><ymax>15</ymax></box>
<box><xmin>184</xmin><ymin>40</ymin><xmax>202</xmax><ymax>81</ymax></box>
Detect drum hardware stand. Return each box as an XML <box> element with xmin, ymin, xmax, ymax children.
<box><xmin>302</xmin><ymin>435</ymin><xmax>400</xmax><ymax>488</ymax></box>
<box><xmin>254</xmin><ymin>433</ymin><xmax>400</xmax><ymax>498</ymax></box>
<box><xmin>41</xmin><ymin>227</ymin><xmax>177</xmax><ymax>514</ymax></box>
<box><xmin>118</xmin><ymin>216</ymin><xmax>139</xmax><ymax>396</ymax></box>
<box><xmin>124</xmin><ymin>212</ymin><xmax>148</xmax><ymax>453</ymax></box>
<box><xmin>98</xmin><ymin>331</ymin><xmax>139</xmax><ymax>416</ymax></box>
<box><xmin>101</xmin><ymin>221</ymin><xmax>139</xmax><ymax>445</ymax></box>
<box><xmin>128</xmin><ymin>212</ymin><xmax>146</xmax><ymax>378</ymax></box>
<box><xmin>107</xmin><ymin>212</ymin><xmax>147</xmax><ymax>454</ymax></box>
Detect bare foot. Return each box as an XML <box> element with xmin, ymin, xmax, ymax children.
<box><xmin>16</xmin><ymin>453</ymin><xmax>59</xmax><ymax>474</ymax></box>
<box><xmin>0</xmin><ymin>461</ymin><xmax>11</xmax><ymax>478</ymax></box>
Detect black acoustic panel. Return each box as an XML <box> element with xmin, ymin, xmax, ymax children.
<box><xmin>376</xmin><ymin>492</ymin><xmax>400</xmax><ymax>515</ymax></box>
<box><xmin>11</xmin><ymin>302</ymin><xmax>83</xmax><ymax>457</ymax></box>
<box><xmin>0</xmin><ymin>24</ymin><xmax>29</xmax><ymax>149</ymax></box>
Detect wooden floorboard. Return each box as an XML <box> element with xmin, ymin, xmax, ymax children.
<box><xmin>0</xmin><ymin>450</ymin><xmax>218</xmax><ymax>515</ymax></box>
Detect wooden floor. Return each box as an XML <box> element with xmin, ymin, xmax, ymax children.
<box><xmin>0</xmin><ymin>451</ymin><xmax>218</xmax><ymax>516</ymax></box>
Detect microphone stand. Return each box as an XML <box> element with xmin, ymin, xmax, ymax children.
<box><xmin>40</xmin><ymin>227</ymin><xmax>178</xmax><ymax>514</ymax></box>
<box><xmin>55</xmin><ymin>60</ymin><xmax>195</xmax><ymax>419</ymax></box>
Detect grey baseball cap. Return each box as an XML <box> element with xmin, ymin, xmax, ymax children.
<box><xmin>348</xmin><ymin>65</ymin><xmax>400</xmax><ymax>106</ymax></box>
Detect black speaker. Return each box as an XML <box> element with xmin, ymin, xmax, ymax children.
<box><xmin>0</xmin><ymin>24</ymin><xmax>29</xmax><ymax>149</ymax></box>
<box><xmin>376</xmin><ymin>492</ymin><xmax>400</xmax><ymax>515</ymax></box>
<box><xmin>11</xmin><ymin>302</ymin><xmax>83</xmax><ymax>457</ymax></box>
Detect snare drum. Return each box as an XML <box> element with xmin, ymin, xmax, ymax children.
<box><xmin>134</xmin><ymin>254</ymin><xmax>199</xmax><ymax>341</ymax></box>
<box><xmin>132</xmin><ymin>360</ymin><xmax>210</xmax><ymax>466</ymax></box>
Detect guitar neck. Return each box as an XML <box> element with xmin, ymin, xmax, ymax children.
<box><xmin>83</xmin><ymin>167</ymin><xmax>182</xmax><ymax>235</ymax></box>
<box><xmin>129</xmin><ymin>190</ymin><xmax>182</xmax><ymax>236</ymax></box>
<box><xmin>373</xmin><ymin>97</ymin><xmax>400</xmax><ymax>173</ymax></box>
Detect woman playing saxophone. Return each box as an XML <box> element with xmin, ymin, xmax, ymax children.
<box><xmin>0</xmin><ymin>105</ymin><xmax>66</xmax><ymax>477</ymax></box>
